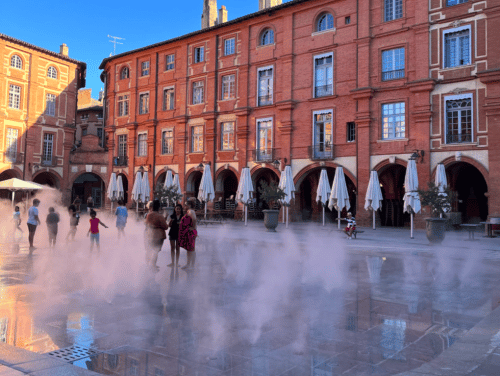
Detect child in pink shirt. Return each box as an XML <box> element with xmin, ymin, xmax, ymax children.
<box><xmin>87</xmin><ymin>210</ymin><xmax>108</xmax><ymax>252</ymax></box>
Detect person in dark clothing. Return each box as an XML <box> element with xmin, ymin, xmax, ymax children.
<box><xmin>167</xmin><ymin>204</ymin><xmax>183</xmax><ymax>268</ymax></box>
<box><xmin>46</xmin><ymin>207</ymin><xmax>60</xmax><ymax>248</ymax></box>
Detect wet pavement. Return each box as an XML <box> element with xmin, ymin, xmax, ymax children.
<box><xmin>1</xmin><ymin>221</ymin><xmax>500</xmax><ymax>375</ymax></box>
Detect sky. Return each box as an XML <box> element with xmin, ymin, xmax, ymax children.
<box><xmin>3</xmin><ymin>0</ymin><xmax>291</xmax><ymax>99</ymax></box>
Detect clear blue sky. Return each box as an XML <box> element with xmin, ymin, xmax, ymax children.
<box><xmin>3</xmin><ymin>0</ymin><xmax>291</xmax><ymax>99</ymax></box>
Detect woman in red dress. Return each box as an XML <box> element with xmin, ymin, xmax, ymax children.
<box><xmin>179</xmin><ymin>199</ymin><xmax>197</xmax><ymax>270</ymax></box>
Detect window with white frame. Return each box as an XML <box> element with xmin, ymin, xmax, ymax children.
<box><xmin>382</xmin><ymin>102</ymin><xmax>405</xmax><ymax>139</ymax></box>
<box><xmin>163</xmin><ymin>88</ymin><xmax>175</xmax><ymax>110</ymax></box>
<box><xmin>445</xmin><ymin>94</ymin><xmax>472</xmax><ymax>144</ymax></box>
<box><xmin>47</xmin><ymin>66</ymin><xmax>57</xmax><ymax>79</ymax></box>
<box><xmin>118</xmin><ymin>95</ymin><xmax>129</xmax><ymax>116</ymax></box>
<box><xmin>45</xmin><ymin>93</ymin><xmax>56</xmax><ymax>116</ymax></box>
<box><xmin>166</xmin><ymin>54</ymin><xmax>175</xmax><ymax>70</ymax></box>
<box><xmin>137</xmin><ymin>133</ymin><xmax>147</xmax><ymax>156</ymax></box>
<box><xmin>192</xmin><ymin>126</ymin><xmax>204</xmax><ymax>152</ymax></box>
<box><xmin>221</xmin><ymin>122</ymin><xmax>235</xmax><ymax>150</ymax></box>
<box><xmin>10</xmin><ymin>55</ymin><xmax>22</xmax><ymax>69</ymax></box>
<box><xmin>257</xmin><ymin>118</ymin><xmax>273</xmax><ymax>161</ymax></box>
<box><xmin>447</xmin><ymin>0</ymin><xmax>467</xmax><ymax>5</ymax></box>
<box><xmin>141</xmin><ymin>61</ymin><xmax>150</xmax><ymax>76</ymax></box>
<box><xmin>139</xmin><ymin>93</ymin><xmax>149</xmax><ymax>114</ymax></box>
<box><xmin>118</xmin><ymin>135</ymin><xmax>127</xmax><ymax>157</ymax></box>
<box><xmin>8</xmin><ymin>84</ymin><xmax>21</xmax><ymax>109</ymax></box>
<box><xmin>194</xmin><ymin>47</ymin><xmax>204</xmax><ymax>63</ymax></box>
<box><xmin>162</xmin><ymin>129</ymin><xmax>174</xmax><ymax>154</ymax></box>
<box><xmin>193</xmin><ymin>81</ymin><xmax>204</xmax><ymax>104</ymax></box>
<box><xmin>258</xmin><ymin>67</ymin><xmax>273</xmax><ymax>106</ymax></box>
<box><xmin>382</xmin><ymin>47</ymin><xmax>405</xmax><ymax>81</ymax></box>
<box><xmin>120</xmin><ymin>67</ymin><xmax>129</xmax><ymax>79</ymax></box>
<box><xmin>260</xmin><ymin>29</ymin><xmax>274</xmax><ymax>46</ymax></box>
<box><xmin>224</xmin><ymin>38</ymin><xmax>235</xmax><ymax>55</ymax></box>
<box><xmin>317</xmin><ymin>13</ymin><xmax>334</xmax><ymax>32</ymax></box>
<box><xmin>384</xmin><ymin>0</ymin><xmax>403</xmax><ymax>22</ymax></box>
<box><xmin>314</xmin><ymin>53</ymin><xmax>334</xmax><ymax>97</ymax></box>
<box><xmin>444</xmin><ymin>27</ymin><xmax>471</xmax><ymax>68</ymax></box>
<box><xmin>222</xmin><ymin>75</ymin><xmax>235</xmax><ymax>100</ymax></box>
<box><xmin>42</xmin><ymin>133</ymin><xmax>54</xmax><ymax>165</ymax></box>
<box><xmin>313</xmin><ymin>110</ymin><xmax>333</xmax><ymax>159</ymax></box>
<box><xmin>6</xmin><ymin>128</ymin><xmax>18</xmax><ymax>162</ymax></box>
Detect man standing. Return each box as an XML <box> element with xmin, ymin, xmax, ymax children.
<box><xmin>144</xmin><ymin>200</ymin><xmax>168</xmax><ymax>271</ymax></box>
<box><xmin>27</xmin><ymin>199</ymin><xmax>41</xmax><ymax>251</ymax></box>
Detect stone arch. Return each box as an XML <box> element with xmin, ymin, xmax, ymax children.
<box><xmin>377</xmin><ymin>163</ymin><xmax>408</xmax><ymax>227</ymax></box>
<box><xmin>251</xmin><ymin>166</ymin><xmax>280</xmax><ymax>210</ymax></box>
<box><xmin>433</xmin><ymin>156</ymin><xmax>488</xmax><ymax>183</ymax></box>
<box><xmin>155</xmin><ymin>168</ymin><xmax>176</xmax><ymax>191</ymax></box>
<box><xmin>116</xmin><ymin>172</ymin><xmax>129</xmax><ymax>204</ymax></box>
<box><xmin>185</xmin><ymin>168</ymin><xmax>203</xmax><ymax>198</ymax></box>
<box><xmin>0</xmin><ymin>168</ymin><xmax>22</xmax><ymax>181</ymax></box>
<box><xmin>215</xmin><ymin>166</ymin><xmax>239</xmax><ymax>207</ymax></box>
<box><xmin>373</xmin><ymin>158</ymin><xmax>408</xmax><ymax>175</ymax></box>
<box><xmin>32</xmin><ymin>170</ymin><xmax>61</xmax><ymax>189</ymax></box>
<box><xmin>293</xmin><ymin>162</ymin><xmax>357</xmax><ymax>191</ymax></box>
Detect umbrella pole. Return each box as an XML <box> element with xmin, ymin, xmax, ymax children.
<box><xmin>373</xmin><ymin>210</ymin><xmax>376</xmax><ymax>230</ymax></box>
<box><xmin>322</xmin><ymin>206</ymin><xmax>325</xmax><ymax>227</ymax></box>
<box><xmin>12</xmin><ymin>191</ymin><xmax>15</xmax><ymax>208</ymax></box>
<box><xmin>205</xmin><ymin>204</ymin><xmax>207</xmax><ymax>220</ymax></box>
<box><xmin>338</xmin><ymin>211</ymin><xmax>341</xmax><ymax>230</ymax></box>
<box><xmin>286</xmin><ymin>207</ymin><xmax>289</xmax><ymax>228</ymax></box>
<box><xmin>411</xmin><ymin>213</ymin><xmax>414</xmax><ymax>239</ymax></box>
<box><xmin>245</xmin><ymin>205</ymin><xmax>247</xmax><ymax>226</ymax></box>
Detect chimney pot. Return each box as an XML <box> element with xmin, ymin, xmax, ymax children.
<box><xmin>60</xmin><ymin>43</ymin><xmax>69</xmax><ymax>56</ymax></box>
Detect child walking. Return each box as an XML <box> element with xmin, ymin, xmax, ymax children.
<box><xmin>66</xmin><ymin>205</ymin><xmax>80</xmax><ymax>242</ymax></box>
<box><xmin>12</xmin><ymin>206</ymin><xmax>23</xmax><ymax>234</ymax></box>
<box><xmin>46</xmin><ymin>207</ymin><xmax>60</xmax><ymax>248</ymax></box>
<box><xmin>115</xmin><ymin>200</ymin><xmax>128</xmax><ymax>238</ymax></box>
<box><xmin>87</xmin><ymin>210</ymin><xmax>108</xmax><ymax>252</ymax></box>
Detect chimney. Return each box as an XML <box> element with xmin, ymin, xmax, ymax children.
<box><xmin>259</xmin><ymin>0</ymin><xmax>282</xmax><ymax>10</ymax></box>
<box><xmin>60</xmin><ymin>43</ymin><xmax>69</xmax><ymax>56</ymax></box>
<box><xmin>218</xmin><ymin>5</ymin><xmax>228</xmax><ymax>24</ymax></box>
<box><xmin>202</xmin><ymin>0</ymin><xmax>218</xmax><ymax>29</ymax></box>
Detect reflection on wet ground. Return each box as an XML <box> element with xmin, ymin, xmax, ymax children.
<box><xmin>1</xmin><ymin>229</ymin><xmax>500</xmax><ymax>376</ymax></box>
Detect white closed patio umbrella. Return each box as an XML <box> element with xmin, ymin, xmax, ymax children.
<box><xmin>435</xmin><ymin>164</ymin><xmax>448</xmax><ymax>218</ymax></box>
<box><xmin>329</xmin><ymin>167</ymin><xmax>350</xmax><ymax>229</ymax></box>
<box><xmin>107</xmin><ymin>173</ymin><xmax>118</xmax><ymax>212</ymax></box>
<box><xmin>131</xmin><ymin>171</ymin><xmax>144</xmax><ymax>212</ymax></box>
<box><xmin>365</xmin><ymin>171</ymin><xmax>384</xmax><ymax>230</ymax></box>
<box><xmin>163</xmin><ymin>170</ymin><xmax>175</xmax><ymax>206</ymax></box>
<box><xmin>403</xmin><ymin>159</ymin><xmax>421</xmax><ymax>239</ymax></box>
<box><xmin>116</xmin><ymin>175</ymin><xmax>124</xmax><ymax>200</ymax></box>
<box><xmin>198</xmin><ymin>164</ymin><xmax>215</xmax><ymax>220</ymax></box>
<box><xmin>236</xmin><ymin>167</ymin><xmax>254</xmax><ymax>226</ymax></box>
<box><xmin>278</xmin><ymin>170</ymin><xmax>286</xmax><ymax>224</ymax></box>
<box><xmin>172</xmin><ymin>174</ymin><xmax>182</xmax><ymax>196</ymax></box>
<box><xmin>142</xmin><ymin>171</ymin><xmax>151</xmax><ymax>203</ymax></box>
<box><xmin>316</xmin><ymin>169</ymin><xmax>331</xmax><ymax>227</ymax></box>
<box><xmin>280</xmin><ymin>166</ymin><xmax>295</xmax><ymax>228</ymax></box>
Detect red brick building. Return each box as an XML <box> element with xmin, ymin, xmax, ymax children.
<box><xmin>0</xmin><ymin>33</ymin><xmax>86</xmax><ymax>203</ymax></box>
<box><xmin>100</xmin><ymin>0</ymin><xmax>500</xmax><ymax>226</ymax></box>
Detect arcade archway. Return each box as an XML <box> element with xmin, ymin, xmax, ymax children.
<box><xmin>446</xmin><ymin>162</ymin><xmax>488</xmax><ymax>222</ymax></box>
<box><xmin>72</xmin><ymin>173</ymin><xmax>105</xmax><ymax>210</ymax></box>
<box><xmin>33</xmin><ymin>171</ymin><xmax>60</xmax><ymax>189</ymax></box>
<box><xmin>252</xmin><ymin>168</ymin><xmax>280</xmax><ymax>210</ymax></box>
<box><xmin>117</xmin><ymin>173</ymin><xmax>129</xmax><ymax>204</ymax></box>
<box><xmin>295</xmin><ymin>167</ymin><xmax>356</xmax><ymax>221</ymax></box>
<box><xmin>378</xmin><ymin>164</ymin><xmax>409</xmax><ymax>227</ymax></box>
<box><xmin>0</xmin><ymin>169</ymin><xmax>20</xmax><ymax>181</ymax></box>
<box><xmin>215</xmin><ymin>169</ymin><xmax>238</xmax><ymax>209</ymax></box>
<box><xmin>186</xmin><ymin>170</ymin><xmax>203</xmax><ymax>199</ymax></box>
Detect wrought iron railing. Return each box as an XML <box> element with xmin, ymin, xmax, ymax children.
<box><xmin>41</xmin><ymin>155</ymin><xmax>56</xmax><ymax>167</ymax></box>
<box><xmin>446</xmin><ymin>133</ymin><xmax>472</xmax><ymax>144</ymax></box>
<box><xmin>314</xmin><ymin>84</ymin><xmax>334</xmax><ymax>97</ymax></box>
<box><xmin>382</xmin><ymin>69</ymin><xmax>405</xmax><ymax>81</ymax></box>
<box><xmin>251</xmin><ymin>148</ymin><xmax>275</xmax><ymax>162</ymax></box>
<box><xmin>258</xmin><ymin>95</ymin><xmax>273</xmax><ymax>106</ymax></box>
<box><xmin>309</xmin><ymin>145</ymin><xmax>334</xmax><ymax>160</ymax></box>
<box><xmin>3</xmin><ymin>152</ymin><xmax>22</xmax><ymax>164</ymax></box>
<box><xmin>113</xmin><ymin>156</ymin><xmax>128</xmax><ymax>166</ymax></box>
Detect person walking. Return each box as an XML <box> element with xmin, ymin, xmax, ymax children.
<box><xmin>45</xmin><ymin>207</ymin><xmax>60</xmax><ymax>248</ymax></box>
<box><xmin>86</xmin><ymin>195</ymin><xmax>94</xmax><ymax>213</ymax></box>
<box><xmin>73</xmin><ymin>196</ymin><xmax>82</xmax><ymax>213</ymax></box>
<box><xmin>12</xmin><ymin>205</ymin><xmax>23</xmax><ymax>234</ymax></box>
<box><xmin>179</xmin><ymin>199</ymin><xmax>197</xmax><ymax>270</ymax></box>
<box><xmin>66</xmin><ymin>205</ymin><xmax>80</xmax><ymax>242</ymax></box>
<box><xmin>144</xmin><ymin>200</ymin><xmax>169</xmax><ymax>271</ymax></box>
<box><xmin>87</xmin><ymin>210</ymin><xmax>108</xmax><ymax>252</ymax></box>
<box><xmin>166</xmin><ymin>204</ymin><xmax>183</xmax><ymax>268</ymax></box>
<box><xmin>115</xmin><ymin>200</ymin><xmax>128</xmax><ymax>238</ymax></box>
<box><xmin>27</xmin><ymin>199</ymin><xmax>41</xmax><ymax>251</ymax></box>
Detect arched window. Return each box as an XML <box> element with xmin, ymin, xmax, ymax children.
<box><xmin>120</xmin><ymin>67</ymin><xmax>129</xmax><ymax>79</ymax></box>
<box><xmin>317</xmin><ymin>13</ymin><xmax>334</xmax><ymax>32</ymax></box>
<box><xmin>260</xmin><ymin>29</ymin><xmax>274</xmax><ymax>46</ymax></box>
<box><xmin>10</xmin><ymin>55</ymin><xmax>22</xmax><ymax>69</ymax></box>
<box><xmin>47</xmin><ymin>66</ymin><xmax>58</xmax><ymax>79</ymax></box>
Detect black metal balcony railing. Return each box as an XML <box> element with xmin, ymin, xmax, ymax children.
<box><xmin>314</xmin><ymin>84</ymin><xmax>334</xmax><ymax>97</ymax></box>
<box><xmin>114</xmin><ymin>156</ymin><xmax>128</xmax><ymax>166</ymax></box>
<box><xmin>446</xmin><ymin>133</ymin><xmax>472</xmax><ymax>144</ymax></box>
<box><xmin>3</xmin><ymin>152</ymin><xmax>22</xmax><ymax>164</ymax></box>
<box><xmin>382</xmin><ymin>69</ymin><xmax>405</xmax><ymax>81</ymax></box>
<box><xmin>258</xmin><ymin>95</ymin><xmax>273</xmax><ymax>106</ymax></box>
<box><xmin>309</xmin><ymin>145</ymin><xmax>334</xmax><ymax>160</ymax></box>
<box><xmin>41</xmin><ymin>155</ymin><xmax>56</xmax><ymax>167</ymax></box>
<box><xmin>251</xmin><ymin>148</ymin><xmax>275</xmax><ymax>162</ymax></box>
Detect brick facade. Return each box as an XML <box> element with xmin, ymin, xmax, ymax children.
<box><xmin>0</xmin><ymin>33</ymin><xmax>86</xmax><ymax>203</ymax></box>
<box><xmin>100</xmin><ymin>0</ymin><xmax>500</xmax><ymax>227</ymax></box>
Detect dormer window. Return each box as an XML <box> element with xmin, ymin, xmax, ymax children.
<box><xmin>260</xmin><ymin>29</ymin><xmax>274</xmax><ymax>46</ymax></box>
<box><xmin>317</xmin><ymin>13</ymin><xmax>334</xmax><ymax>32</ymax></box>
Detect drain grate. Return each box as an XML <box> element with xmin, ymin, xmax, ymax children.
<box><xmin>47</xmin><ymin>345</ymin><xmax>101</xmax><ymax>362</ymax></box>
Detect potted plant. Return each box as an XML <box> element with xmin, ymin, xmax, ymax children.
<box><xmin>418</xmin><ymin>182</ymin><xmax>454</xmax><ymax>244</ymax></box>
<box><xmin>155</xmin><ymin>184</ymin><xmax>183</xmax><ymax>218</ymax></box>
<box><xmin>258</xmin><ymin>180</ymin><xmax>286</xmax><ymax>232</ymax></box>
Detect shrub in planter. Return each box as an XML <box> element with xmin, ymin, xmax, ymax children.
<box><xmin>155</xmin><ymin>185</ymin><xmax>183</xmax><ymax>216</ymax></box>
<box><xmin>418</xmin><ymin>182</ymin><xmax>454</xmax><ymax>244</ymax></box>
<box><xmin>258</xmin><ymin>181</ymin><xmax>286</xmax><ymax>232</ymax></box>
